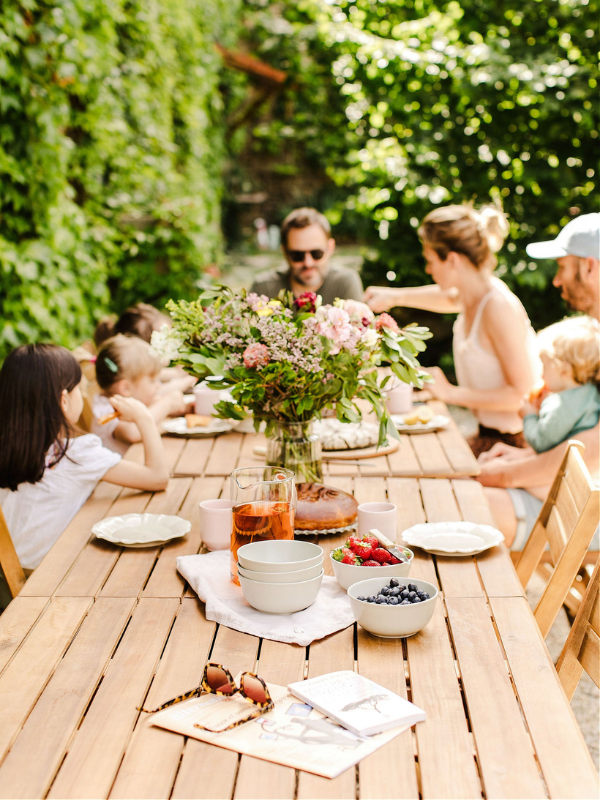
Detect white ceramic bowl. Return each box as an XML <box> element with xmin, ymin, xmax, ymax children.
<box><xmin>329</xmin><ymin>548</ymin><xmax>413</xmax><ymax>590</ymax></box>
<box><xmin>348</xmin><ymin>577</ymin><xmax>438</xmax><ymax>638</ymax></box>
<box><xmin>239</xmin><ymin>570</ymin><xmax>324</xmax><ymax>614</ymax></box>
<box><xmin>237</xmin><ymin>561</ymin><xmax>323</xmax><ymax>584</ymax></box>
<box><xmin>237</xmin><ymin>540</ymin><xmax>323</xmax><ymax>574</ymax></box>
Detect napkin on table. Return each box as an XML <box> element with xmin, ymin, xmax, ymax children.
<box><xmin>176</xmin><ymin>550</ymin><xmax>354</xmax><ymax>647</ymax></box>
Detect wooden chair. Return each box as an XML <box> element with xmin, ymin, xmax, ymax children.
<box><xmin>514</xmin><ymin>441</ymin><xmax>600</xmax><ymax>639</ymax></box>
<box><xmin>0</xmin><ymin>503</ymin><xmax>26</xmax><ymax>600</ymax></box>
<box><xmin>556</xmin><ymin>557</ymin><xmax>600</xmax><ymax>699</ymax></box>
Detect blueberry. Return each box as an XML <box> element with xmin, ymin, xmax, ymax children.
<box><xmin>408</xmin><ymin>583</ymin><xmax>417</xmax><ymax>592</ymax></box>
<box><xmin>411</xmin><ymin>597</ymin><xmax>421</xmax><ymax>603</ymax></box>
<box><xmin>357</xmin><ymin>596</ymin><xmax>366</xmax><ymax>601</ymax></box>
<box><xmin>367</xmin><ymin>596</ymin><xmax>377</xmax><ymax>603</ymax></box>
<box><xmin>381</xmin><ymin>586</ymin><xmax>390</xmax><ymax>596</ymax></box>
<box><xmin>400</xmin><ymin>599</ymin><xmax>411</xmax><ymax>605</ymax></box>
<box><xmin>417</xmin><ymin>592</ymin><xmax>428</xmax><ymax>600</ymax></box>
<box><xmin>376</xmin><ymin>596</ymin><xmax>386</xmax><ymax>604</ymax></box>
<box><xmin>408</xmin><ymin>591</ymin><xmax>417</xmax><ymax>599</ymax></box>
<box><xmin>389</xmin><ymin>578</ymin><xmax>399</xmax><ymax>588</ymax></box>
<box><xmin>398</xmin><ymin>586</ymin><xmax>406</xmax><ymax>592</ymax></box>
<box><xmin>389</xmin><ymin>596</ymin><xmax>399</xmax><ymax>605</ymax></box>
<box><xmin>390</xmin><ymin>587</ymin><xmax>400</xmax><ymax>597</ymax></box>
<box><xmin>401</xmin><ymin>590</ymin><xmax>409</xmax><ymax>599</ymax></box>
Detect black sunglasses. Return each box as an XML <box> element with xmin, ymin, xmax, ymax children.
<box><xmin>287</xmin><ymin>248</ymin><xmax>326</xmax><ymax>263</ymax></box>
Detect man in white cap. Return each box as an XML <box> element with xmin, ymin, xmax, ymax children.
<box><xmin>477</xmin><ymin>212</ymin><xmax>599</xmax><ymax>547</ymax></box>
<box><xmin>526</xmin><ymin>212</ymin><xmax>600</xmax><ymax>320</ymax></box>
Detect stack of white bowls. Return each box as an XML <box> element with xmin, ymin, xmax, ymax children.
<box><xmin>237</xmin><ymin>540</ymin><xmax>324</xmax><ymax>614</ymax></box>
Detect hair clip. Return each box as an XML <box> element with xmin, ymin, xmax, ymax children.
<box><xmin>103</xmin><ymin>357</ymin><xmax>119</xmax><ymax>374</ymax></box>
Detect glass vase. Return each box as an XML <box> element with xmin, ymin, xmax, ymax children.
<box><xmin>266</xmin><ymin>421</ymin><xmax>323</xmax><ymax>484</ymax></box>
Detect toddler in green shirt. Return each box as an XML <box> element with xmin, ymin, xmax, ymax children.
<box><xmin>520</xmin><ymin>317</ymin><xmax>600</xmax><ymax>453</ymax></box>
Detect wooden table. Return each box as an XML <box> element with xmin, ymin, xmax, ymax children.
<box><xmin>1</xmin><ymin>462</ymin><xmax>597</xmax><ymax>799</ymax></box>
<box><xmin>151</xmin><ymin>401</ymin><xmax>479</xmax><ymax>480</ymax></box>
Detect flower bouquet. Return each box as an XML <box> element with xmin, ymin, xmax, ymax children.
<box><xmin>152</xmin><ymin>288</ymin><xmax>431</xmax><ymax>481</ymax></box>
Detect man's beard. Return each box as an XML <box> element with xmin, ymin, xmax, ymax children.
<box><xmin>563</xmin><ymin>266</ymin><xmax>592</xmax><ymax>314</ymax></box>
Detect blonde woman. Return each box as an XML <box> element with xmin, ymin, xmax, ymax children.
<box><xmin>364</xmin><ymin>204</ymin><xmax>541</xmax><ymax>455</ymax></box>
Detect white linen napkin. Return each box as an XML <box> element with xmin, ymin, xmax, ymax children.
<box><xmin>176</xmin><ymin>551</ymin><xmax>354</xmax><ymax>646</ymax></box>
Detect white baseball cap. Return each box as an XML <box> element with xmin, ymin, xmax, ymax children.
<box><xmin>526</xmin><ymin>212</ymin><xmax>600</xmax><ymax>260</ymax></box>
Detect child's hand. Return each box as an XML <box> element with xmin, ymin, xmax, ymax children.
<box><xmin>109</xmin><ymin>395</ymin><xmax>152</xmax><ymax>424</ymax></box>
<box><xmin>519</xmin><ymin>397</ymin><xmax>538</xmax><ymax>419</ymax></box>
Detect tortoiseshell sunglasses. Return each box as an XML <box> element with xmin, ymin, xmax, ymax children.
<box><xmin>141</xmin><ymin>662</ymin><xmax>274</xmax><ymax>732</ymax></box>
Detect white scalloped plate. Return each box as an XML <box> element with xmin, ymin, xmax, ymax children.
<box><xmin>392</xmin><ymin>414</ymin><xmax>450</xmax><ymax>434</ymax></box>
<box><xmin>401</xmin><ymin>521</ymin><xmax>504</xmax><ymax>556</ymax></box>
<box><xmin>162</xmin><ymin>417</ymin><xmax>233</xmax><ymax>438</ymax></box>
<box><xmin>92</xmin><ymin>513</ymin><xmax>191</xmax><ymax>547</ymax></box>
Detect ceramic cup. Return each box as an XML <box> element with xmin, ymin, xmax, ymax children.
<box><xmin>357</xmin><ymin>501</ymin><xmax>397</xmax><ymax>540</ymax></box>
<box><xmin>386</xmin><ymin>382</ymin><xmax>413</xmax><ymax>415</ymax></box>
<box><xmin>193</xmin><ymin>381</ymin><xmax>222</xmax><ymax>416</ymax></box>
<box><xmin>199</xmin><ymin>499</ymin><xmax>233</xmax><ymax>551</ymax></box>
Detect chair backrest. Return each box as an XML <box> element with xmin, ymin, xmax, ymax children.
<box><xmin>515</xmin><ymin>441</ymin><xmax>600</xmax><ymax>638</ymax></box>
<box><xmin>0</xmin><ymin>503</ymin><xmax>26</xmax><ymax>599</ymax></box>
<box><xmin>556</xmin><ymin>557</ymin><xmax>600</xmax><ymax>700</ymax></box>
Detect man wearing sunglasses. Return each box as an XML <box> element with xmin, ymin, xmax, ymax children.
<box><xmin>250</xmin><ymin>207</ymin><xmax>363</xmax><ymax>305</ymax></box>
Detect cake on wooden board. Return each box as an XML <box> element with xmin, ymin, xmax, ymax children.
<box><xmin>295</xmin><ymin>483</ymin><xmax>358</xmax><ymax>531</ymax></box>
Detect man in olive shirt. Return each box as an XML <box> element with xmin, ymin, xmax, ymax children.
<box><xmin>250</xmin><ymin>207</ymin><xmax>363</xmax><ymax>305</ymax></box>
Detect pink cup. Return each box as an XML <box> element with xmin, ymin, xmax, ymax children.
<box><xmin>193</xmin><ymin>382</ymin><xmax>221</xmax><ymax>416</ymax></box>
<box><xmin>199</xmin><ymin>499</ymin><xmax>232</xmax><ymax>551</ymax></box>
<box><xmin>357</xmin><ymin>502</ymin><xmax>397</xmax><ymax>540</ymax></box>
<box><xmin>386</xmin><ymin>382</ymin><xmax>413</xmax><ymax>415</ymax></box>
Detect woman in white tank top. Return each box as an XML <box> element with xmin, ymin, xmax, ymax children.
<box><xmin>364</xmin><ymin>204</ymin><xmax>542</xmax><ymax>456</ymax></box>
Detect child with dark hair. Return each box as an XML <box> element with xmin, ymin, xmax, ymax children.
<box><xmin>92</xmin><ymin>334</ymin><xmax>189</xmax><ymax>454</ymax></box>
<box><xmin>0</xmin><ymin>344</ymin><xmax>169</xmax><ymax>570</ymax></box>
<box><xmin>94</xmin><ymin>303</ymin><xmax>170</xmax><ymax>347</ymax></box>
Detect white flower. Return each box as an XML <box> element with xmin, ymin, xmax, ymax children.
<box><xmin>361</xmin><ymin>328</ymin><xmax>380</xmax><ymax>349</ymax></box>
<box><xmin>150</xmin><ymin>325</ymin><xmax>184</xmax><ymax>362</ymax></box>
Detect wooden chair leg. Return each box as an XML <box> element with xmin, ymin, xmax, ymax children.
<box><xmin>0</xmin><ymin>505</ymin><xmax>26</xmax><ymax>599</ymax></box>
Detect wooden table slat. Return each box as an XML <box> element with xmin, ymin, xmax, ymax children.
<box><xmin>407</xmin><ymin>603</ymin><xmax>482</xmax><ymax>800</ymax></box>
<box><xmin>48</xmin><ymin>598</ymin><xmax>180</xmax><ymax>800</ymax></box>
<box><xmin>446</xmin><ymin>597</ymin><xmax>547</xmax><ymax>799</ymax></box>
<box><xmin>0</xmin><ymin>597</ymin><xmax>93</xmax><ymax>763</ymax></box>
<box><xmin>0</xmin><ymin>596</ymin><xmax>47</xmax><ymax>676</ymax></box>
<box><xmin>491</xmin><ymin>596</ymin><xmax>599</xmax><ymax>799</ymax></box>
<box><xmin>429</xmin><ymin>400</ymin><xmax>480</xmax><ymax>477</ymax></box>
<box><xmin>172</xmin><ymin>437</ymin><xmax>216</xmax><ymax>478</ymax></box>
<box><xmin>109</xmin><ymin>598</ymin><xmax>216</xmax><ymax>800</ymax></box>
<box><xmin>205</xmin><ymin>433</ymin><xmax>245</xmax><ymax>476</ymax></box>
<box><xmin>0</xmin><ymin>598</ymin><xmax>134</xmax><ymax>800</ymax></box>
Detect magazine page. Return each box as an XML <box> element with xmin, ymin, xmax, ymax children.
<box><xmin>151</xmin><ymin>682</ymin><xmax>410</xmax><ymax>780</ymax></box>
<box><xmin>288</xmin><ymin>671</ymin><xmax>425</xmax><ymax>736</ymax></box>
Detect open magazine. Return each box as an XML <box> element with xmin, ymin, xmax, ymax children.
<box><xmin>288</xmin><ymin>671</ymin><xmax>425</xmax><ymax>737</ymax></box>
<box><xmin>150</xmin><ymin>681</ymin><xmax>411</xmax><ymax>780</ymax></box>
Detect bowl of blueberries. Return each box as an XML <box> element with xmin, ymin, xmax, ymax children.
<box><xmin>347</xmin><ymin>577</ymin><xmax>438</xmax><ymax>638</ymax></box>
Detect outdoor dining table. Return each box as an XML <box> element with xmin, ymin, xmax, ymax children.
<box><xmin>168</xmin><ymin>400</ymin><xmax>480</xmax><ymax>480</ymax></box>
<box><xmin>0</xmin><ymin>442</ymin><xmax>597</xmax><ymax>799</ymax></box>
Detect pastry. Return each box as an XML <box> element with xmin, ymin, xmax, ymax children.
<box><xmin>295</xmin><ymin>483</ymin><xmax>358</xmax><ymax>531</ymax></box>
<box><xmin>185</xmin><ymin>413</ymin><xmax>212</xmax><ymax>428</ymax></box>
<box><xmin>314</xmin><ymin>419</ymin><xmax>379</xmax><ymax>451</ymax></box>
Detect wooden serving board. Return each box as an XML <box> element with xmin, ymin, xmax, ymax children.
<box><xmin>323</xmin><ymin>438</ymin><xmax>399</xmax><ymax>460</ymax></box>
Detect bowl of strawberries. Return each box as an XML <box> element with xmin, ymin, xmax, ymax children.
<box><xmin>330</xmin><ymin>533</ymin><xmax>413</xmax><ymax>590</ymax></box>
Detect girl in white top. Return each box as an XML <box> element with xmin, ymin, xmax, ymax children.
<box><xmin>0</xmin><ymin>344</ymin><xmax>169</xmax><ymax>570</ymax></box>
<box><xmin>92</xmin><ymin>334</ymin><xmax>188</xmax><ymax>455</ymax></box>
<box><xmin>364</xmin><ymin>203</ymin><xmax>541</xmax><ymax>455</ymax></box>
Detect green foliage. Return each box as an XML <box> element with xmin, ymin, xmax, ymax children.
<box><xmin>0</xmin><ymin>0</ymin><xmax>239</xmax><ymax>359</ymax></box>
<box><xmin>231</xmin><ymin>0</ymin><xmax>599</xmax><ymax>332</ymax></box>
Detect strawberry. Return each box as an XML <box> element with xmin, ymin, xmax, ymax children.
<box><xmin>371</xmin><ymin>547</ymin><xmax>392</xmax><ymax>564</ymax></box>
<box><xmin>361</xmin><ymin>559</ymin><xmax>381</xmax><ymax>567</ymax></box>
<box><xmin>331</xmin><ymin>546</ymin><xmax>349</xmax><ymax>562</ymax></box>
<box><xmin>362</xmin><ymin>534</ymin><xmax>380</xmax><ymax>549</ymax></box>
<box><xmin>342</xmin><ymin>552</ymin><xmax>362</xmax><ymax>565</ymax></box>
<box><xmin>388</xmin><ymin>555</ymin><xmax>401</xmax><ymax>564</ymax></box>
<box><xmin>350</xmin><ymin>541</ymin><xmax>373</xmax><ymax>559</ymax></box>
<box><xmin>346</xmin><ymin>536</ymin><xmax>364</xmax><ymax>550</ymax></box>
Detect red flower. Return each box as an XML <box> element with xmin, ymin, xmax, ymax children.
<box><xmin>375</xmin><ymin>313</ymin><xmax>400</xmax><ymax>333</ymax></box>
<box><xmin>243</xmin><ymin>343</ymin><xmax>270</xmax><ymax>369</ymax></box>
<box><xmin>294</xmin><ymin>292</ymin><xmax>318</xmax><ymax>313</ymax></box>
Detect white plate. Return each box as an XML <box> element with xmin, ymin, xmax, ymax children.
<box><xmin>401</xmin><ymin>521</ymin><xmax>504</xmax><ymax>556</ymax></box>
<box><xmin>392</xmin><ymin>414</ymin><xmax>450</xmax><ymax>434</ymax></box>
<box><xmin>162</xmin><ymin>417</ymin><xmax>233</xmax><ymax>437</ymax></box>
<box><xmin>92</xmin><ymin>513</ymin><xmax>191</xmax><ymax>547</ymax></box>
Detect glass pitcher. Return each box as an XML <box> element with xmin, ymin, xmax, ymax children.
<box><xmin>230</xmin><ymin>467</ymin><xmax>296</xmax><ymax>584</ymax></box>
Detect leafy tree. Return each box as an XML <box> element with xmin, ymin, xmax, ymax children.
<box><xmin>0</xmin><ymin>0</ymin><xmax>239</xmax><ymax>359</ymax></box>
<box><xmin>228</xmin><ymin>0</ymin><xmax>598</xmax><ymax>338</ymax></box>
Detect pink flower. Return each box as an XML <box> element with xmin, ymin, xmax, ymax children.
<box><xmin>243</xmin><ymin>343</ymin><xmax>270</xmax><ymax>368</ymax></box>
<box><xmin>294</xmin><ymin>292</ymin><xmax>318</xmax><ymax>313</ymax></box>
<box><xmin>246</xmin><ymin>292</ymin><xmax>270</xmax><ymax>312</ymax></box>
<box><xmin>341</xmin><ymin>299</ymin><xmax>374</xmax><ymax>323</ymax></box>
<box><xmin>375</xmin><ymin>313</ymin><xmax>400</xmax><ymax>333</ymax></box>
<box><xmin>315</xmin><ymin>306</ymin><xmax>354</xmax><ymax>354</ymax></box>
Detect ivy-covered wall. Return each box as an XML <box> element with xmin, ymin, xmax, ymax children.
<box><xmin>0</xmin><ymin>0</ymin><xmax>239</xmax><ymax>359</ymax></box>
